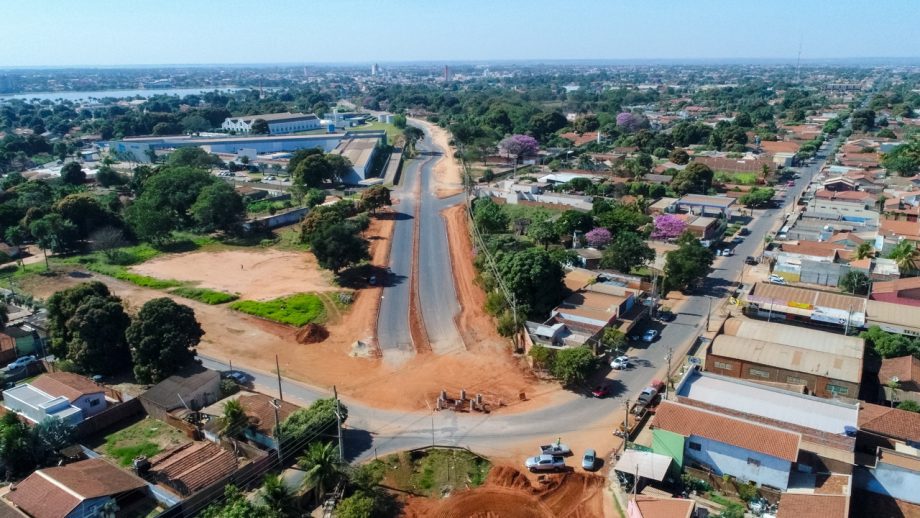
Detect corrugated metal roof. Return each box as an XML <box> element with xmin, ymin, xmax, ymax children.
<box><xmin>749</xmin><ymin>283</ymin><xmax>866</xmax><ymax>314</ymax></box>
<box><xmin>711</xmin><ymin>335</ymin><xmax>862</xmax><ymax>383</ymax></box>
<box><xmin>722</xmin><ymin>319</ymin><xmax>864</xmax><ymax>359</ymax></box>
<box><xmin>866</xmin><ymin>300</ymin><xmax>920</xmax><ymax>331</ymax></box>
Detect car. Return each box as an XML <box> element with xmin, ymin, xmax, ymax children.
<box><xmin>7</xmin><ymin>356</ymin><xmax>37</xmax><ymax>369</ymax></box>
<box><xmin>610</xmin><ymin>355</ymin><xmax>631</xmax><ymax>370</ymax></box>
<box><xmin>642</xmin><ymin>329</ymin><xmax>659</xmax><ymax>343</ymax></box>
<box><xmin>715</xmin><ymin>249</ymin><xmax>723</xmax><ymax>256</ymax></box>
<box><xmin>738</xmin><ymin>227</ymin><xmax>750</xmax><ymax>236</ymax></box>
<box><xmin>591</xmin><ymin>383</ymin><xmax>611</xmax><ymax>398</ymax></box>
<box><xmin>582</xmin><ymin>449</ymin><xmax>597</xmax><ymax>471</ymax></box>
<box><xmin>221</xmin><ymin>370</ymin><xmax>253</xmax><ymax>385</ymax></box>
<box><xmin>369</xmin><ymin>275</ymin><xmax>377</xmax><ymax>285</ymax></box>
<box><xmin>721</xmin><ymin>248</ymin><xmax>733</xmax><ymax>256</ymax></box>
<box><xmin>787</xmin><ymin>180</ymin><xmax>795</xmax><ymax>187</ymax></box>
<box><xmin>744</xmin><ymin>256</ymin><xmax>758</xmax><ymax>265</ymax></box>
<box><xmin>657</xmin><ymin>311</ymin><xmax>676</xmax><ymax>322</ymax></box>
<box><xmin>768</xmin><ymin>274</ymin><xmax>786</xmax><ymax>284</ymax></box>
<box><xmin>525</xmin><ymin>454</ymin><xmax>565</xmax><ymax>472</ymax></box>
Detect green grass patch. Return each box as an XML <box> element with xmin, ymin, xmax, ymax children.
<box><xmin>715</xmin><ymin>171</ymin><xmax>758</xmax><ymax>185</ymax></box>
<box><xmin>230</xmin><ymin>293</ymin><xmax>326</xmax><ymax>326</ymax></box>
<box><xmin>80</xmin><ymin>261</ymin><xmax>183</xmax><ymax>289</ymax></box>
<box><xmin>501</xmin><ymin>203</ymin><xmax>564</xmax><ymax>223</ymax></box>
<box><xmin>171</xmin><ymin>287</ymin><xmax>239</xmax><ymax>305</ymax></box>
<box><xmin>101</xmin><ymin>418</ymin><xmax>190</xmax><ymax>467</ymax></box>
<box><xmin>377</xmin><ymin>448</ymin><xmax>491</xmax><ymax>497</ymax></box>
<box><xmin>347</xmin><ymin>121</ymin><xmax>404</xmax><ymax>141</ymax></box>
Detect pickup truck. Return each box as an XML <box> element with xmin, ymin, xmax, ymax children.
<box><xmin>539</xmin><ymin>443</ymin><xmax>572</xmax><ymax>455</ymax></box>
<box><xmin>525</xmin><ymin>454</ymin><xmax>566</xmax><ymax>472</ymax></box>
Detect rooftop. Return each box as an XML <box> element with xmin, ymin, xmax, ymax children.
<box><xmin>865</xmin><ymin>300</ymin><xmax>920</xmax><ymax>331</ymax></box>
<box><xmin>676</xmin><ymin>370</ymin><xmax>859</xmax><ymax>436</ymax></box>
<box><xmin>858</xmin><ymin>402</ymin><xmax>920</xmax><ymax>443</ymax></box>
<box><xmin>879</xmin><ymin>355</ymin><xmax>920</xmax><ymax>389</ymax></box>
<box><xmin>653</xmin><ymin>400</ymin><xmax>801</xmax><ymax>462</ymax></box>
<box><xmin>31</xmin><ymin>372</ymin><xmax>103</xmax><ymax>402</ymax></box>
<box><xmin>677</xmin><ymin>194</ymin><xmax>735</xmax><ymax>208</ymax></box>
<box><xmin>721</xmin><ymin>318</ymin><xmax>864</xmax><ymax>359</ymax></box>
<box><xmin>333</xmin><ymin>137</ymin><xmax>378</xmax><ymax>169</ymax></box>
<box><xmin>871</xmin><ymin>276</ymin><xmax>920</xmax><ymax>295</ymax></box>
<box><xmin>776</xmin><ymin>493</ymin><xmax>849</xmax><ymax>518</ymax></box>
<box><xmin>140</xmin><ymin>367</ymin><xmax>220</xmax><ymax>411</ymax></box>
<box><xmin>780</xmin><ymin>241</ymin><xmax>845</xmax><ymax>259</ymax></box>
<box><xmin>747</xmin><ymin>282</ymin><xmax>867</xmax><ymax>314</ymax></box>
<box><xmin>710</xmin><ymin>335</ymin><xmax>862</xmax><ymax>383</ymax></box>
<box><xmin>879</xmin><ymin>218</ymin><xmax>920</xmax><ymax>239</ymax></box>
<box><xmin>228</xmin><ymin>111</ymin><xmax>318</xmax><ymax>123</ymax></box>
<box><xmin>149</xmin><ymin>441</ymin><xmax>238</xmax><ymax>496</ymax></box>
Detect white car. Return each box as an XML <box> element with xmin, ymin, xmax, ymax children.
<box><xmin>610</xmin><ymin>356</ymin><xmax>631</xmax><ymax>370</ymax></box>
<box><xmin>768</xmin><ymin>274</ymin><xmax>786</xmax><ymax>284</ymax></box>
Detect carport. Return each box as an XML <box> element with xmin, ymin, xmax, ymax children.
<box><xmin>614</xmin><ymin>449</ymin><xmax>673</xmax><ymax>482</ymax></box>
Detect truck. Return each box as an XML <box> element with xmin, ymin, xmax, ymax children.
<box><xmin>525</xmin><ymin>454</ymin><xmax>566</xmax><ymax>472</ymax></box>
<box><xmin>539</xmin><ymin>442</ymin><xmax>572</xmax><ymax>455</ymax></box>
<box><xmin>632</xmin><ymin>382</ymin><xmax>664</xmax><ymax>416</ymax></box>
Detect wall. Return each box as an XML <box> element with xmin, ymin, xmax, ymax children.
<box><xmin>243</xmin><ymin>207</ymin><xmax>309</xmax><ymax>232</ymax></box>
<box><xmin>810</xmin><ymin>199</ymin><xmax>879</xmax><ymax>224</ymax></box>
<box><xmin>854</xmin><ymin>463</ymin><xmax>920</xmax><ymax>505</ymax></box>
<box><xmin>684</xmin><ymin>434</ymin><xmax>792</xmax><ymax>490</ymax></box>
<box><xmin>74</xmin><ymin>398</ymin><xmax>143</xmax><ymax>439</ymax></box>
<box><xmin>704</xmin><ymin>352</ymin><xmax>859</xmax><ymax>399</ymax></box>
<box><xmin>72</xmin><ymin>393</ymin><xmax>107</xmax><ymax>419</ymax></box>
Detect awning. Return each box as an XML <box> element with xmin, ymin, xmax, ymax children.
<box><xmin>615</xmin><ymin>449</ymin><xmax>673</xmax><ymax>481</ymax></box>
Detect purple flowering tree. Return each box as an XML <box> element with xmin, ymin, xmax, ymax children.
<box><xmin>499</xmin><ymin>134</ymin><xmax>539</xmax><ymax>161</ymax></box>
<box><xmin>585</xmin><ymin>227</ymin><xmax>612</xmax><ymax>248</ymax></box>
<box><xmin>616</xmin><ymin>112</ymin><xmax>644</xmax><ymax>133</ymax></box>
<box><xmin>651</xmin><ymin>214</ymin><xmax>687</xmax><ymax>241</ymax></box>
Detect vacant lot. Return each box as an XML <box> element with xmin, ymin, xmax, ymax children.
<box><xmin>131</xmin><ymin>249</ymin><xmax>337</xmax><ymax>301</ymax></box>
<box><xmin>97</xmin><ymin>417</ymin><xmax>190</xmax><ymax>466</ymax></box>
<box><xmin>375</xmin><ymin>448</ymin><xmax>491</xmax><ymax>497</ymax></box>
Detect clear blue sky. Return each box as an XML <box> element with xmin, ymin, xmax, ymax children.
<box><xmin>2</xmin><ymin>0</ymin><xmax>918</xmax><ymax>66</ymax></box>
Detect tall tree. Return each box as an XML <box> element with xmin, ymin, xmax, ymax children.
<box><xmin>671</xmin><ymin>162</ymin><xmax>714</xmax><ymax>195</ymax></box>
<box><xmin>473</xmin><ymin>198</ymin><xmax>509</xmax><ymax>234</ymax></box>
<box><xmin>64</xmin><ymin>295</ymin><xmax>132</xmax><ymax>374</ymax></box>
<box><xmin>359</xmin><ymin>185</ymin><xmax>391</xmax><ymax>215</ymax></box>
<box><xmin>167</xmin><ymin>147</ymin><xmax>221</xmax><ymax>169</ymax></box>
<box><xmin>298</xmin><ymin>441</ymin><xmax>343</xmax><ymax>500</ymax></box>
<box><xmin>601</xmin><ymin>231</ymin><xmax>655</xmax><ymax>274</ymax></box>
<box><xmin>888</xmin><ymin>241</ymin><xmax>920</xmax><ymax>272</ymax></box>
<box><xmin>250</xmin><ymin>119</ymin><xmax>270</xmax><ymax>134</ymax></box>
<box><xmin>190</xmin><ymin>181</ymin><xmax>245</xmax><ymax>233</ymax></box>
<box><xmin>60</xmin><ymin>162</ymin><xmax>85</xmax><ymax>185</ymax></box>
<box><xmin>29</xmin><ymin>214</ymin><xmax>79</xmax><ymax>269</ymax></box>
<box><xmin>309</xmin><ymin>223</ymin><xmax>369</xmax><ymax>274</ymax></box>
<box><xmin>47</xmin><ymin>281</ymin><xmax>112</xmax><ymax>357</ymax></box>
<box><xmin>126</xmin><ymin>298</ymin><xmax>203</xmax><ymax>384</ymax></box>
<box><xmin>260</xmin><ymin>474</ymin><xmax>297</xmax><ymax>518</ymax></box>
<box><xmin>220</xmin><ymin>398</ymin><xmax>249</xmax><ymax>438</ymax></box>
<box><xmin>664</xmin><ymin>232</ymin><xmax>715</xmax><ymax>292</ymax></box>
<box><xmin>495</xmin><ymin>247</ymin><xmax>565</xmax><ymax>318</ymax></box>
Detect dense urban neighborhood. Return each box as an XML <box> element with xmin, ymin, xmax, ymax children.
<box><xmin>1</xmin><ymin>9</ymin><xmax>920</xmax><ymax>518</ymax></box>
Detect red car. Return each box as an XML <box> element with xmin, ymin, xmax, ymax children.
<box><xmin>592</xmin><ymin>383</ymin><xmax>611</xmax><ymax>398</ymax></box>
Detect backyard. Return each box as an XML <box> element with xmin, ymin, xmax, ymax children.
<box><xmin>95</xmin><ymin>417</ymin><xmax>191</xmax><ymax>467</ymax></box>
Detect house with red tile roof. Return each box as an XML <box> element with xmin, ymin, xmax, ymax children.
<box><xmin>776</xmin><ymin>481</ymin><xmax>851</xmax><ymax>518</ymax></box>
<box><xmin>652</xmin><ymin>400</ymin><xmax>801</xmax><ymax>490</ymax></box>
<box><xmin>4</xmin><ymin>458</ymin><xmax>150</xmax><ymax>518</ymax></box>
<box><xmin>31</xmin><ymin>372</ymin><xmax>107</xmax><ymax>419</ymax></box>
<box><xmin>879</xmin><ymin>218</ymin><xmax>920</xmax><ymax>243</ymax></box>
<box><xmin>148</xmin><ymin>441</ymin><xmax>240</xmax><ymax>496</ymax></box>
<box><xmin>878</xmin><ymin>355</ymin><xmax>920</xmax><ymax>398</ymax></box>
<box><xmin>870</xmin><ymin>276</ymin><xmax>920</xmax><ymax>307</ymax></box>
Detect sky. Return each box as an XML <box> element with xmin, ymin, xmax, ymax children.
<box><xmin>1</xmin><ymin>0</ymin><xmax>918</xmax><ymax>67</ymax></box>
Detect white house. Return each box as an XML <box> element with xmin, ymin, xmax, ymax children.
<box><xmin>3</xmin><ymin>372</ymin><xmax>106</xmax><ymax>425</ymax></box>
<box><xmin>221</xmin><ymin>112</ymin><xmax>321</xmax><ymax>135</ymax></box>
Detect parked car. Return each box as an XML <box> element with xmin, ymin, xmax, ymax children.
<box><xmin>768</xmin><ymin>274</ymin><xmax>787</xmax><ymax>284</ymax></box>
<box><xmin>610</xmin><ymin>356</ymin><xmax>631</xmax><ymax>370</ymax></box>
<box><xmin>7</xmin><ymin>356</ymin><xmax>37</xmax><ymax>370</ymax></box>
<box><xmin>539</xmin><ymin>442</ymin><xmax>572</xmax><ymax>456</ymax></box>
<box><xmin>369</xmin><ymin>275</ymin><xmax>377</xmax><ymax>285</ymax></box>
<box><xmin>591</xmin><ymin>383</ymin><xmax>611</xmax><ymax>398</ymax></box>
<box><xmin>738</xmin><ymin>227</ymin><xmax>750</xmax><ymax>236</ymax></box>
<box><xmin>787</xmin><ymin>180</ymin><xmax>795</xmax><ymax>187</ymax></box>
<box><xmin>525</xmin><ymin>454</ymin><xmax>566</xmax><ymax>472</ymax></box>
<box><xmin>642</xmin><ymin>329</ymin><xmax>659</xmax><ymax>343</ymax></box>
<box><xmin>721</xmin><ymin>248</ymin><xmax>733</xmax><ymax>257</ymax></box>
<box><xmin>221</xmin><ymin>370</ymin><xmax>253</xmax><ymax>386</ymax></box>
<box><xmin>657</xmin><ymin>311</ymin><xmax>676</xmax><ymax>322</ymax></box>
<box><xmin>715</xmin><ymin>249</ymin><xmax>723</xmax><ymax>256</ymax></box>
<box><xmin>745</xmin><ymin>256</ymin><xmax>758</xmax><ymax>265</ymax></box>
<box><xmin>582</xmin><ymin>449</ymin><xmax>597</xmax><ymax>471</ymax></box>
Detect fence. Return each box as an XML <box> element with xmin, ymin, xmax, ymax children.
<box><xmin>73</xmin><ymin>398</ymin><xmax>143</xmax><ymax>439</ymax></box>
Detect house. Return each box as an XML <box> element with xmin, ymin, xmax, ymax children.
<box><xmin>652</xmin><ymin>400</ymin><xmax>801</xmax><ymax>490</ymax></box>
<box><xmin>877</xmin><ymin>355</ymin><xmax>920</xmax><ymax>405</ymax></box>
<box><xmin>822</xmin><ymin>177</ymin><xmax>858</xmax><ymax>192</ymax></box>
<box><xmin>221</xmin><ymin>112</ymin><xmax>321</xmax><ymax>135</ymax></box>
<box><xmin>870</xmin><ymin>276</ymin><xmax>920</xmax><ymax>307</ymax></box>
<box><xmin>878</xmin><ymin>219</ymin><xmax>920</xmax><ymax>243</ymax></box>
<box><xmin>0</xmin><ymin>325</ymin><xmax>43</xmax><ymax>361</ymax></box>
<box><xmin>775</xmin><ymin>480</ymin><xmax>851</xmax><ymax>518</ymax></box>
<box><xmin>550</xmin><ymin>283</ymin><xmax>637</xmax><ymax>335</ymax></box>
<box><xmin>626</xmin><ymin>495</ymin><xmax>695</xmax><ymax>518</ymax></box>
<box><xmin>4</xmin><ymin>458</ymin><xmax>150</xmax><ymax>518</ymax></box>
<box><xmin>855</xmin><ymin>447</ymin><xmax>920</xmax><ymax>505</ymax></box>
<box><xmin>857</xmin><ymin>402</ymin><xmax>920</xmax><ymax>454</ymax></box>
<box><xmin>865</xmin><ymin>301</ymin><xmax>920</xmax><ymax>340</ymax></box>
<box><xmin>139</xmin><ymin>367</ymin><xmax>221</xmax><ymax>421</ymax></box>
<box><xmin>147</xmin><ymin>441</ymin><xmax>239</xmax><ymax>497</ymax></box>
<box><xmin>686</xmin><ymin>216</ymin><xmax>723</xmax><ymax>241</ymax></box>
<box><xmin>573</xmin><ymin>248</ymin><xmax>603</xmax><ymax>269</ymax></box>
<box><xmin>808</xmin><ymin>190</ymin><xmax>879</xmax><ymax>224</ymax></box>
<box><xmin>203</xmin><ymin>393</ymin><xmax>299</xmax><ymax>450</ymax></box>
<box><xmin>705</xmin><ymin>319</ymin><xmax>863</xmax><ymax>399</ymax></box>
<box><xmin>30</xmin><ymin>372</ymin><xmax>107</xmax><ymax>419</ymax></box>
<box><xmin>3</xmin><ymin>384</ymin><xmax>85</xmax><ymax>425</ymax></box>
<box><xmin>691</xmin><ymin>155</ymin><xmax>775</xmax><ymax>175</ymax></box>
<box><xmin>675</xmin><ymin>369</ymin><xmax>860</xmax><ymax>473</ymax></box>
<box><xmin>742</xmin><ymin>282</ymin><xmax>866</xmax><ymax>330</ymax></box>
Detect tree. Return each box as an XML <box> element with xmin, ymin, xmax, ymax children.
<box><xmin>202</xmin><ymin>485</ymin><xmax>274</xmax><ymax>518</ymax></box>
<box><xmin>602</xmin><ymin>328</ymin><xmax>627</xmax><ymax>352</ymax></box>
<box><xmin>888</xmin><ymin>240</ymin><xmax>920</xmax><ymax>272</ymax></box>
<box><xmin>552</xmin><ymin>347</ymin><xmax>596</xmax><ymax>386</ymax></box>
<box><xmin>840</xmin><ymin>270</ymin><xmax>870</xmax><ymax>295</ymax></box>
<box><xmin>495</xmin><ymin>247</ymin><xmax>565</xmax><ymax>318</ymax></box>
<box><xmin>126</xmin><ymin>197</ymin><xmax>177</xmax><ymax>243</ymax></box>
<box><xmin>526</xmin><ymin>219</ymin><xmax>557</xmax><ymax>248</ymax></box>
<box><xmin>392</xmin><ymin>114</ymin><xmax>408</xmax><ymax>129</ymax></box>
<box><xmin>287</xmin><ymin>148</ymin><xmax>324</xmax><ymax>176</ymax></box>
<box><xmin>651</xmin><ymin>214</ymin><xmax>688</xmax><ymax>241</ymax></box>
<box><xmin>601</xmin><ymin>231</ymin><xmax>655</xmax><ymax>274</ymax></box>
<box><xmin>671</xmin><ymin>162</ymin><xmax>714</xmax><ymax>195</ymax></box>
<box><xmin>64</xmin><ymin>295</ymin><xmax>132</xmax><ymax>374</ymax></box>
<box><xmin>29</xmin><ymin>214</ymin><xmax>79</xmax><ymax>269</ymax></box>
<box><xmin>31</xmin><ymin>418</ymin><xmax>75</xmax><ymax>466</ymax></box>
<box><xmin>0</xmin><ymin>412</ymin><xmax>35</xmax><ymax>477</ymax></box>
<box><xmin>250</xmin><ymin>119</ymin><xmax>270</xmax><ymax>135</ymax></box>
<box><xmin>53</xmin><ymin>193</ymin><xmax>113</xmax><ymax>237</ymax></box>
<box><xmin>473</xmin><ymin>198</ymin><xmax>509</xmax><ymax>234</ymax></box>
<box><xmin>360</xmin><ymin>185</ymin><xmax>391</xmax><ymax>215</ymax></box>
<box><xmin>304</xmin><ymin>188</ymin><xmax>327</xmax><ymax>208</ymax></box>
<box><xmin>220</xmin><ymin>398</ymin><xmax>249</xmax><ymax>438</ymax></box>
<box><xmin>855</xmin><ymin>241</ymin><xmax>875</xmax><ymax>260</ymax></box>
<box><xmin>95</xmin><ymin>165</ymin><xmax>126</xmax><ymax>187</ymax></box>
<box><xmin>47</xmin><ymin>281</ymin><xmax>112</xmax><ymax>356</ymax></box>
<box><xmin>595</xmin><ymin>204</ymin><xmax>651</xmax><ymax>236</ymax></box>
<box><xmin>664</xmin><ymin>232</ymin><xmax>715</xmax><ymax>292</ymax></box>
<box><xmin>616</xmin><ymin>112</ymin><xmax>644</xmax><ymax>133</ymax></box>
<box><xmin>181</xmin><ymin>114</ymin><xmax>211</xmax><ymax>134</ymax></box>
<box><xmin>335</xmin><ymin>493</ymin><xmax>376</xmax><ymax>518</ymax></box>
<box><xmin>259</xmin><ymin>474</ymin><xmax>297</xmax><ymax>518</ymax></box>
<box><xmin>278</xmin><ymin>398</ymin><xmax>347</xmax><ymax>452</ymax></box>
<box><xmin>298</xmin><ymin>441</ymin><xmax>343</xmax><ymax>500</ymax></box>
<box><xmin>191</xmin><ymin>181</ymin><xmax>245</xmax><ymax>233</ymax></box>
<box><xmin>292</xmin><ymin>153</ymin><xmax>352</xmax><ymax>188</ymax></box>
<box><xmin>860</xmin><ymin>326</ymin><xmax>920</xmax><ymax>359</ymax></box>
<box><xmin>168</xmin><ymin>147</ymin><xmax>221</xmax><ymax>169</ymax></box>
<box><xmin>669</xmin><ymin>148</ymin><xmax>690</xmax><ymax>165</ymax></box>
<box><xmin>498</xmin><ymin>134</ymin><xmax>539</xmax><ymax>160</ymax></box>
<box><xmin>127</xmin><ymin>298</ymin><xmax>203</xmax><ymax>384</ymax></box>
<box><xmin>584</xmin><ymin>227</ymin><xmax>612</xmax><ymax>248</ymax></box>
<box><xmin>310</xmin><ymin>223</ymin><xmax>370</xmax><ymax>274</ymax></box>
<box><xmin>897</xmin><ymin>400</ymin><xmax>920</xmax><ymax>413</ymax></box>
<box><xmin>739</xmin><ymin>187</ymin><xmax>776</xmax><ymax>208</ymax></box>
<box><xmin>850</xmin><ymin>109</ymin><xmax>876</xmax><ymax>132</ymax></box>
<box><xmin>60</xmin><ymin>162</ymin><xmax>85</xmax><ymax>185</ymax></box>
<box><xmin>555</xmin><ymin>209</ymin><xmax>595</xmax><ymax>237</ymax></box>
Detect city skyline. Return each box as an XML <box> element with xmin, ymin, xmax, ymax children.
<box><xmin>1</xmin><ymin>0</ymin><xmax>918</xmax><ymax>67</ymax></box>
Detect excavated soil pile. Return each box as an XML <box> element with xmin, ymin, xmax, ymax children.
<box><xmin>401</xmin><ymin>466</ymin><xmax>604</xmax><ymax>518</ymax></box>
<box><xmin>295</xmin><ymin>323</ymin><xmax>329</xmax><ymax>344</ymax></box>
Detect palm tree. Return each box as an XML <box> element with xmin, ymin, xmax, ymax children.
<box><xmin>260</xmin><ymin>474</ymin><xmax>297</xmax><ymax>518</ymax></box>
<box><xmin>220</xmin><ymin>399</ymin><xmax>249</xmax><ymax>438</ymax></box>
<box><xmin>855</xmin><ymin>241</ymin><xmax>875</xmax><ymax>260</ymax></box>
<box><xmin>888</xmin><ymin>240</ymin><xmax>920</xmax><ymax>272</ymax></box>
<box><xmin>298</xmin><ymin>441</ymin><xmax>342</xmax><ymax>500</ymax></box>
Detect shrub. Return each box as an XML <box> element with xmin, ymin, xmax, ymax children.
<box><xmin>230</xmin><ymin>293</ymin><xmax>326</xmax><ymax>326</ymax></box>
<box><xmin>170</xmin><ymin>287</ymin><xmax>239</xmax><ymax>305</ymax></box>
<box><xmin>219</xmin><ymin>379</ymin><xmax>240</xmax><ymax>398</ymax></box>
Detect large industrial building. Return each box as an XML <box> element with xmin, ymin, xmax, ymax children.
<box><xmin>220</xmin><ymin>112</ymin><xmax>321</xmax><ymax>135</ymax></box>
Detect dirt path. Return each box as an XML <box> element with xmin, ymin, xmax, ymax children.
<box><xmin>408</xmin><ymin>117</ymin><xmax>464</xmax><ymax>198</ymax></box>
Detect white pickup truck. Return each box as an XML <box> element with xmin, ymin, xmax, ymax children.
<box><xmin>539</xmin><ymin>443</ymin><xmax>572</xmax><ymax>455</ymax></box>
<box><xmin>525</xmin><ymin>454</ymin><xmax>566</xmax><ymax>472</ymax></box>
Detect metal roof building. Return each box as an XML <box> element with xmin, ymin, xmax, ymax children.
<box><xmin>710</xmin><ymin>335</ymin><xmax>862</xmax><ymax>383</ymax></box>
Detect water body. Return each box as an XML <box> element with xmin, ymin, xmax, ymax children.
<box><xmin>0</xmin><ymin>87</ymin><xmax>244</xmax><ymax>102</ymax></box>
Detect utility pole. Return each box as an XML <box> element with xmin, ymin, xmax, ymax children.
<box><xmin>431</xmin><ymin>415</ymin><xmax>435</xmax><ymax>446</ymax></box>
<box><xmin>622</xmin><ymin>398</ymin><xmax>631</xmax><ymax>450</ymax></box>
<box><xmin>333</xmin><ymin>385</ymin><xmax>344</xmax><ymax>461</ymax></box>
<box><xmin>665</xmin><ymin>347</ymin><xmax>673</xmax><ymax>399</ymax></box>
<box><xmin>270</xmin><ymin>398</ymin><xmax>282</xmax><ymax>464</ymax></box>
<box><xmin>705</xmin><ymin>297</ymin><xmax>712</xmax><ymax>331</ymax></box>
<box><xmin>275</xmin><ymin>354</ymin><xmax>283</xmax><ymax>401</ymax></box>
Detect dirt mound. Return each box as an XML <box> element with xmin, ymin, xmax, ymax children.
<box><xmin>295</xmin><ymin>323</ymin><xmax>329</xmax><ymax>344</ymax></box>
<box><xmin>401</xmin><ymin>466</ymin><xmax>605</xmax><ymax>518</ymax></box>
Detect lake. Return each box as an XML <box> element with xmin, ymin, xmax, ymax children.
<box><xmin>0</xmin><ymin>87</ymin><xmax>244</xmax><ymax>102</ymax></box>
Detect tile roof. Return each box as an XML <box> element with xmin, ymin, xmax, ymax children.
<box><xmin>653</xmin><ymin>401</ymin><xmax>801</xmax><ymax>462</ymax></box>
<box><xmin>872</xmin><ymin>276</ymin><xmax>920</xmax><ymax>294</ymax></box>
<box><xmin>149</xmin><ymin>442</ymin><xmax>238</xmax><ymax>496</ymax></box>
<box><xmin>780</xmin><ymin>241</ymin><xmax>845</xmax><ymax>259</ymax></box>
<box><xmin>879</xmin><ymin>218</ymin><xmax>920</xmax><ymax>239</ymax></box>
<box><xmin>632</xmin><ymin>495</ymin><xmax>695</xmax><ymax>518</ymax></box>
<box><xmin>879</xmin><ymin>355</ymin><xmax>920</xmax><ymax>389</ymax></box>
<box><xmin>30</xmin><ymin>372</ymin><xmax>104</xmax><ymax>402</ymax></box>
<box><xmin>6</xmin><ymin>458</ymin><xmax>147</xmax><ymax>518</ymax></box>
<box><xmin>858</xmin><ymin>402</ymin><xmax>920</xmax><ymax>443</ymax></box>
<box><xmin>814</xmin><ymin>189</ymin><xmax>876</xmax><ymax>202</ymax></box>
<box><xmin>759</xmin><ymin>140</ymin><xmax>801</xmax><ymax>154</ymax></box>
<box><xmin>776</xmin><ymin>493</ymin><xmax>849</xmax><ymax>518</ymax></box>
<box><xmin>237</xmin><ymin>393</ymin><xmax>300</xmax><ymax>436</ymax></box>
